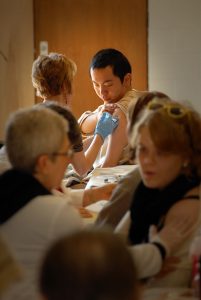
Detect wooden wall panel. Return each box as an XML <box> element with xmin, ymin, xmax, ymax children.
<box><xmin>0</xmin><ymin>0</ymin><xmax>34</xmax><ymax>142</ymax></box>
<box><xmin>34</xmin><ymin>0</ymin><xmax>147</xmax><ymax>119</ymax></box>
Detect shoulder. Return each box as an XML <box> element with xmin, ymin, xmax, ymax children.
<box><xmin>31</xmin><ymin>194</ymin><xmax>78</xmax><ymax>215</ymax></box>
<box><xmin>113</xmin><ymin>107</ymin><xmax>127</xmax><ymax>121</ymax></box>
<box><xmin>115</xmin><ymin>89</ymin><xmax>148</xmax><ymax>115</ymax></box>
<box><xmin>39</xmin><ymin>194</ymin><xmax>82</xmax><ymax>222</ymax></box>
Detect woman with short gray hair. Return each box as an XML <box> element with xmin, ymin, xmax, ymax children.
<box><xmin>0</xmin><ymin>107</ymin><xmax>82</xmax><ymax>300</ymax></box>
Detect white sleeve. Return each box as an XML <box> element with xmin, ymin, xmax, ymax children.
<box><xmin>60</xmin><ymin>183</ymin><xmax>85</xmax><ymax>207</ymax></box>
<box><xmin>67</xmin><ymin>189</ymin><xmax>85</xmax><ymax>207</ymax></box>
<box><xmin>129</xmin><ymin>243</ymin><xmax>163</xmax><ymax>279</ymax></box>
<box><xmin>48</xmin><ymin>197</ymin><xmax>83</xmax><ymax>241</ymax></box>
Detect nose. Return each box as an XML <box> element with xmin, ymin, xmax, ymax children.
<box><xmin>143</xmin><ymin>151</ymin><xmax>156</xmax><ymax>165</ymax></box>
<box><xmin>100</xmin><ymin>85</ymin><xmax>108</xmax><ymax>95</ymax></box>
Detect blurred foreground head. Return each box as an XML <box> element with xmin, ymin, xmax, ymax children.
<box><xmin>39</xmin><ymin>229</ymin><xmax>139</xmax><ymax>300</ymax></box>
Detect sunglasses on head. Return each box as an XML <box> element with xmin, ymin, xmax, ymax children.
<box><xmin>147</xmin><ymin>100</ymin><xmax>190</xmax><ymax>119</ymax></box>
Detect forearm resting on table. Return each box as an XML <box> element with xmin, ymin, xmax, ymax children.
<box><xmin>83</xmin><ymin>183</ymin><xmax>116</xmax><ymax>207</ymax></box>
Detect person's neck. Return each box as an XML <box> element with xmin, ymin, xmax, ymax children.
<box><xmin>33</xmin><ymin>172</ymin><xmax>52</xmax><ymax>193</ymax></box>
<box><xmin>43</xmin><ymin>94</ymin><xmax>67</xmax><ymax>106</ymax></box>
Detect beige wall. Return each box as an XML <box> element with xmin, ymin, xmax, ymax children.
<box><xmin>148</xmin><ymin>0</ymin><xmax>201</xmax><ymax>113</ymax></box>
<box><xmin>0</xmin><ymin>0</ymin><xmax>34</xmax><ymax>142</ymax></box>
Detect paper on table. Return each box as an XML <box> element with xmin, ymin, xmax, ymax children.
<box><xmin>86</xmin><ymin>175</ymin><xmax>119</xmax><ymax>189</ymax></box>
<box><xmin>85</xmin><ymin>200</ymin><xmax>108</xmax><ymax>213</ymax></box>
<box><xmin>85</xmin><ymin>165</ymin><xmax>137</xmax><ymax>189</ymax></box>
<box><xmin>87</xmin><ymin>165</ymin><xmax>136</xmax><ymax>177</ymax></box>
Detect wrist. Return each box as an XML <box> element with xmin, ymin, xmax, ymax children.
<box><xmin>82</xmin><ymin>190</ymin><xmax>90</xmax><ymax>206</ymax></box>
<box><xmin>151</xmin><ymin>241</ymin><xmax>167</xmax><ymax>261</ymax></box>
<box><xmin>151</xmin><ymin>235</ymin><xmax>170</xmax><ymax>257</ymax></box>
<box><xmin>83</xmin><ymin>189</ymin><xmax>97</xmax><ymax>206</ymax></box>
<box><xmin>94</xmin><ymin>132</ymin><xmax>105</xmax><ymax>142</ymax></box>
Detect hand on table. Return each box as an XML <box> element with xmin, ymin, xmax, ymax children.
<box><xmin>78</xmin><ymin>207</ymin><xmax>93</xmax><ymax>218</ymax></box>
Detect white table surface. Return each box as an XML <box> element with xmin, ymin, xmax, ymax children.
<box><xmin>85</xmin><ymin>165</ymin><xmax>137</xmax><ymax>189</ymax></box>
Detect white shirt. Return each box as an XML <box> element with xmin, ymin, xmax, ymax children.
<box><xmin>0</xmin><ymin>194</ymin><xmax>83</xmax><ymax>300</ymax></box>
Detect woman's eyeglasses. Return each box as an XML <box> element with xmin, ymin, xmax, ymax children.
<box><xmin>147</xmin><ymin>100</ymin><xmax>190</xmax><ymax>119</ymax></box>
<box><xmin>51</xmin><ymin>148</ymin><xmax>74</xmax><ymax>159</ymax></box>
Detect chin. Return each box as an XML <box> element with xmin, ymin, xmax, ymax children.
<box><xmin>143</xmin><ymin>179</ymin><xmax>159</xmax><ymax>189</ymax></box>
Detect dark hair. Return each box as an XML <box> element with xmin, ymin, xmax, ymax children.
<box><xmin>128</xmin><ymin>91</ymin><xmax>170</xmax><ymax>136</ymax></box>
<box><xmin>38</xmin><ymin>101</ymin><xmax>83</xmax><ymax>152</ymax></box>
<box><xmin>90</xmin><ymin>48</ymin><xmax>132</xmax><ymax>83</ymax></box>
<box><xmin>127</xmin><ymin>91</ymin><xmax>171</xmax><ymax>162</ymax></box>
<box><xmin>39</xmin><ymin>229</ymin><xmax>138</xmax><ymax>300</ymax></box>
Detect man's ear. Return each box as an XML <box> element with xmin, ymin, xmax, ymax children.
<box><xmin>123</xmin><ymin>73</ymin><xmax>132</xmax><ymax>87</ymax></box>
<box><xmin>35</xmin><ymin>154</ymin><xmax>50</xmax><ymax>174</ymax></box>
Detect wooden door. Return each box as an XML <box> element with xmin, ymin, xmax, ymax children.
<box><xmin>34</xmin><ymin>0</ymin><xmax>147</xmax><ymax>119</ymax></box>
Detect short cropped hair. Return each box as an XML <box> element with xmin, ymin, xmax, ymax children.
<box><xmin>32</xmin><ymin>53</ymin><xmax>77</xmax><ymax>98</ymax></box>
<box><xmin>90</xmin><ymin>48</ymin><xmax>132</xmax><ymax>82</ymax></box>
<box><xmin>5</xmin><ymin>107</ymin><xmax>68</xmax><ymax>173</ymax></box>
<box><xmin>39</xmin><ymin>229</ymin><xmax>138</xmax><ymax>300</ymax></box>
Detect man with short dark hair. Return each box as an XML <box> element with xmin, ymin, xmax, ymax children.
<box><xmin>79</xmin><ymin>48</ymin><xmax>145</xmax><ymax>168</ymax></box>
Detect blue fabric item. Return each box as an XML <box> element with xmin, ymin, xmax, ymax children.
<box><xmin>94</xmin><ymin>112</ymin><xmax>119</xmax><ymax>140</ymax></box>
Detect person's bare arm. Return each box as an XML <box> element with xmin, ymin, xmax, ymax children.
<box><xmin>83</xmin><ymin>183</ymin><xmax>116</xmax><ymax>206</ymax></box>
<box><xmin>83</xmin><ymin>136</ymin><xmax>93</xmax><ymax>151</ymax></box>
<box><xmin>72</xmin><ymin>112</ymin><xmax>119</xmax><ymax>175</ymax></box>
<box><xmin>78</xmin><ymin>104</ymin><xmax>117</xmax><ymax>135</ymax></box>
<box><xmin>165</xmin><ymin>198</ymin><xmax>199</xmax><ymax>227</ymax></box>
<box><xmin>101</xmin><ymin>108</ymin><xmax>128</xmax><ymax>167</ymax></box>
<box><xmin>84</xmin><ymin>135</ymin><xmax>105</xmax><ymax>170</ymax></box>
<box><xmin>71</xmin><ymin>135</ymin><xmax>112</xmax><ymax>176</ymax></box>
<box><xmin>71</xmin><ymin>151</ymin><xmax>90</xmax><ymax>176</ymax></box>
<box><xmin>79</xmin><ymin>111</ymin><xmax>99</xmax><ymax>135</ymax></box>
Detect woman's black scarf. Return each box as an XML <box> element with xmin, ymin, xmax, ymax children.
<box><xmin>129</xmin><ymin>174</ymin><xmax>200</xmax><ymax>245</ymax></box>
<box><xmin>0</xmin><ymin>169</ymin><xmax>51</xmax><ymax>224</ymax></box>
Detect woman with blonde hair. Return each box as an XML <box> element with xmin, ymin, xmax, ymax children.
<box><xmin>128</xmin><ymin>98</ymin><xmax>201</xmax><ymax>288</ymax></box>
<box><xmin>32</xmin><ymin>53</ymin><xmax>76</xmax><ymax>108</ymax></box>
<box><xmin>32</xmin><ymin>53</ymin><xmax>119</xmax><ymax>176</ymax></box>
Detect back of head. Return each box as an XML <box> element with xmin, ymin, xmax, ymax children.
<box><xmin>129</xmin><ymin>98</ymin><xmax>201</xmax><ymax>178</ymax></box>
<box><xmin>38</xmin><ymin>101</ymin><xmax>83</xmax><ymax>152</ymax></box>
<box><xmin>32</xmin><ymin>52</ymin><xmax>77</xmax><ymax>98</ymax></box>
<box><xmin>127</xmin><ymin>91</ymin><xmax>171</xmax><ymax>137</ymax></box>
<box><xmin>5</xmin><ymin>106</ymin><xmax>68</xmax><ymax>173</ymax></box>
<box><xmin>39</xmin><ymin>229</ymin><xmax>138</xmax><ymax>300</ymax></box>
<box><xmin>90</xmin><ymin>48</ymin><xmax>132</xmax><ymax>82</ymax></box>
